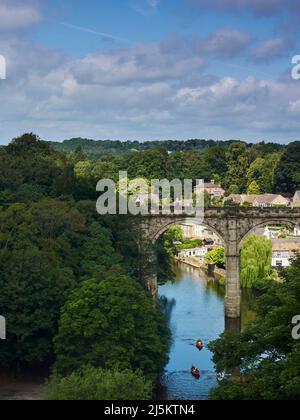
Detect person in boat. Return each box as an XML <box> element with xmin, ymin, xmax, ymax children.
<box><xmin>196</xmin><ymin>340</ymin><xmax>204</xmax><ymax>350</ymax></box>
<box><xmin>191</xmin><ymin>366</ymin><xmax>200</xmax><ymax>377</ymax></box>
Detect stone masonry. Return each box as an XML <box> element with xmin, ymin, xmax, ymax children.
<box><xmin>138</xmin><ymin>207</ymin><xmax>300</xmax><ymax>319</ymax></box>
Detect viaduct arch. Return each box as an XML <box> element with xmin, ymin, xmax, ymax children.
<box><xmin>138</xmin><ymin>207</ymin><xmax>300</xmax><ymax>319</ymax></box>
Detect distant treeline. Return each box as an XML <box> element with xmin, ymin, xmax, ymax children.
<box><xmin>49</xmin><ymin>137</ymin><xmax>286</xmax><ymax>160</ymax></box>
<box><xmin>46</xmin><ymin>137</ymin><xmax>300</xmax><ymax>196</ymax></box>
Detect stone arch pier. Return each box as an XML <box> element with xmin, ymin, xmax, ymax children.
<box><xmin>138</xmin><ymin>207</ymin><xmax>300</xmax><ymax>319</ymax></box>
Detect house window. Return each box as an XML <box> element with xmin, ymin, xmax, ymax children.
<box><xmin>276</xmin><ymin>260</ymin><xmax>283</xmax><ymax>267</ymax></box>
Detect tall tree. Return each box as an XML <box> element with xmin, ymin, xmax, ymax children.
<box><xmin>73</xmin><ymin>145</ymin><xmax>87</xmax><ymax>163</ymax></box>
<box><xmin>240</xmin><ymin>235</ymin><xmax>273</xmax><ymax>288</ymax></box>
<box><xmin>53</xmin><ymin>274</ymin><xmax>170</xmax><ymax>378</ymax></box>
<box><xmin>225</xmin><ymin>142</ymin><xmax>249</xmax><ymax>193</ymax></box>
<box><xmin>247</xmin><ymin>180</ymin><xmax>261</xmax><ymax>195</ymax></box>
<box><xmin>247</xmin><ymin>153</ymin><xmax>281</xmax><ymax>193</ymax></box>
<box><xmin>0</xmin><ymin>201</ymin><xmax>85</xmax><ymax>367</ymax></box>
<box><xmin>274</xmin><ymin>142</ymin><xmax>300</xmax><ymax>193</ymax></box>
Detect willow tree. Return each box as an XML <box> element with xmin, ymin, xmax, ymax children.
<box><xmin>240</xmin><ymin>235</ymin><xmax>273</xmax><ymax>288</ymax></box>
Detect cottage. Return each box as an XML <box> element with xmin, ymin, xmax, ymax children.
<box><xmin>294</xmin><ymin>226</ymin><xmax>300</xmax><ymax>237</ymax></box>
<box><xmin>226</xmin><ymin>194</ymin><xmax>289</xmax><ymax>208</ymax></box>
<box><xmin>263</xmin><ymin>226</ymin><xmax>280</xmax><ymax>240</ymax></box>
<box><xmin>178</xmin><ymin>247</ymin><xmax>206</xmax><ymax>259</ymax></box>
<box><xmin>180</xmin><ymin>222</ymin><xmax>204</xmax><ymax>239</ymax></box>
<box><xmin>271</xmin><ymin>239</ymin><xmax>300</xmax><ymax>268</ymax></box>
<box><xmin>179</xmin><ymin>223</ymin><xmax>223</xmax><ymax>245</ymax></box>
<box><xmin>292</xmin><ymin>191</ymin><xmax>300</xmax><ymax>208</ymax></box>
<box><xmin>252</xmin><ymin>194</ymin><xmax>289</xmax><ymax>208</ymax></box>
<box><xmin>195</xmin><ymin>180</ymin><xmax>225</xmax><ymax>199</ymax></box>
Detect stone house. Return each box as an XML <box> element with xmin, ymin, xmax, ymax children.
<box><xmin>226</xmin><ymin>194</ymin><xmax>289</xmax><ymax>207</ymax></box>
<box><xmin>272</xmin><ymin>239</ymin><xmax>300</xmax><ymax>268</ymax></box>
<box><xmin>292</xmin><ymin>191</ymin><xmax>300</xmax><ymax>208</ymax></box>
<box><xmin>195</xmin><ymin>180</ymin><xmax>225</xmax><ymax>199</ymax></box>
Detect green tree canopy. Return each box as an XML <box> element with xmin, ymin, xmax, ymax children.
<box><xmin>53</xmin><ymin>274</ymin><xmax>170</xmax><ymax>379</ymax></box>
<box><xmin>208</xmin><ymin>257</ymin><xmax>300</xmax><ymax>400</ymax></box>
<box><xmin>0</xmin><ymin>133</ymin><xmax>76</xmax><ymax>204</ymax></box>
<box><xmin>162</xmin><ymin>226</ymin><xmax>184</xmax><ymax>257</ymax></box>
<box><xmin>240</xmin><ymin>234</ymin><xmax>273</xmax><ymax>288</ymax></box>
<box><xmin>227</xmin><ymin>184</ymin><xmax>240</xmax><ymax>195</ymax></box>
<box><xmin>225</xmin><ymin>142</ymin><xmax>249</xmax><ymax>193</ymax></box>
<box><xmin>274</xmin><ymin>142</ymin><xmax>300</xmax><ymax>193</ymax></box>
<box><xmin>247</xmin><ymin>153</ymin><xmax>281</xmax><ymax>193</ymax></box>
<box><xmin>45</xmin><ymin>366</ymin><xmax>152</xmax><ymax>401</ymax></box>
<box><xmin>80</xmin><ymin>222</ymin><xmax>123</xmax><ymax>281</ymax></box>
<box><xmin>127</xmin><ymin>149</ymin><xmax>169</xmax><ymax>180</ymax></box>
<box><xmin>0</xmin><ymin>201</ymin><xmax>85</xmax><ymax>367</ymax></box>
<box><xmin>205</xmin><ymin>247</ymin><xmax>225</xmax><ymax>269</ymax></box>
<box><xmin>247</xmin><ymin>180</ymin><xmax>261</xmax><ymax>195</ymax></box>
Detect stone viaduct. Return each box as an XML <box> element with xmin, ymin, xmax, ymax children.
<box><xmin>138</xmin><ymin>207</ymin><xmax>300</xmax><ymax>319</ymax></box>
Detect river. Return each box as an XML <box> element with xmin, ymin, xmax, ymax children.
<box><xmin>158</xmin><ymin>262</ymin><xmax>257</xmax><ymax>401</ymax></box>
<box><xmin>0</xmin><ymin>261</ymin><xmax>256</xmax><ymax>400</ymax></box>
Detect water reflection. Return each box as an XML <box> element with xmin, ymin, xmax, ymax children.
<box><xmin>159</xmin><ymin>262</ymin><xmax>256</xmax><ymax>401</ymax></box>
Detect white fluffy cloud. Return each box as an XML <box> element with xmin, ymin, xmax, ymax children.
<box><xmin>0</xmin><ymin>14</ymin><xmax>300</xmax><ymax>143</ymax></box>
<box><xmin>0</xmin><ymin>0</ymin><xmax>42</xmax><ymax>31</ymax></box>
<box><xmin>70</xmin><ymin>40</ymin><xmax>206</xmax><ymax>85</ymax></box>
<box><xmin>201</xmin><ymin>27</ymin><xmax>252</xmax><ymax>58</ymax></box>
<box><xmin>252</xmin><ymin>37</ymin><xmax>293</xmax><ymax>62</ymax></box>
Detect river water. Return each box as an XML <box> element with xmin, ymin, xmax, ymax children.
<box><xmin>158</xmin><ymin>262</ymin><xmax>257</xmax><ymax>401</ymax></box>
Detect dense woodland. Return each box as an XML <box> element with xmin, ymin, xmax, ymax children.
<box><xmin>48</xmin><ymin>136</ymin><xmax>300</xmax><ymax>195</ymax></box>
<box><xmin>0</xmin><ymin>134</ymin><xmax>170</xmax><ymax>399</ymax></box>
<box><xmin>0</xmin><ymin>133</ymin><xmax>300</xmax><ymax>400</ymax></box>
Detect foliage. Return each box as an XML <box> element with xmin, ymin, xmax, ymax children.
<box><xmin>53</xmin><ymin>274</ymin><xmax>170</xmax><ymax>379</ymax></box>
<box><xmin>241</xmin><ymin>201</ymin><xmax>252</xmax><ymax>208</ymax></box>
<box><xmin>0</xmin><ymin>199</ymin><xmax>130</xmax><ymax>368</ymax></box>
<box><xmin>47</xmin><ymin>137</ymin><xmax>291</xmax><ymax>197</ymax></box>
<box><xmin>156</xmin><ymin>240</ymin><xmax>176</xmax><ymax>283</ymax></box>
<box><xmin>73</xmin><ymin>145</ymin><xmax>87</xmax><ymax>163</ymax></box>
<box><xmin>50</xmin><ymin>138</ymin><xmax>235</xmax><ymax>161</ymax></box>
<box><xmin>192</xmin><ymin>190</ymin><xmax>211</xmax><ymax>208</ymax></box>
<box><xmin>162</xmin><ymin>226</ymin><xmax>184</xmax><ymax>257</ymax></box>
<box><xmin>274</xmin><ymin>142</ymin><xmax>300</xmax><ymax>193</ymax></box>
<box><xmin>0</xmin><ymin>133</ymin><xmax>76</xmax><ymax>205</ymax></box>
<box><xmin>227</xmin><ymin>185</ymin><xmax>240</xmax><ymax>195</ymax></box>
<box><xmin>0</xmin><ymin>201</ymin><xmax>84</xmax><ymax>367</ymax></box>
<box><xmin>80</xmin><ymin>222</ymin><xmax>123</xmax><ymax>281</ymax></box>
<box><xmin>224</xmin><ymin>198</ymin><xmax>239</xmax><ymax>207</ymax></box>
<box><xmin>247</xmin><ymin>153</ymin><xmax>281</xmax><ymax>193</ymax></box>
<box><xmin>247</xmin><ymin>180</ymin><xmax>261</xmax><ymax>195</ymax></box>
<box><xmin>240</xmin><ymin>235</ymin><xmax>273</xmax><ymax>289</ymax></box>
<box><xmin>177</xmin><ymin>239</ymin><xmax>203</xmax><ymax>251</ymax></box>
<box><xmin>205</xmin><ymin>247</ymin><xmax>225</xmax><ymax>269</ymax></box>
<box><xmin>225</xmin><ymin>142</ymin><xmax>249</xmax><ymax>193</ymax></box>
<box><xmin>208</xmin><ymin>257</ymin><xmax>300</xmax><ymax>400</ymax></box>
<box><xmin>1</xmin><ymin>132</ymin><xmax>299</xmax><ymax>400</ymax></box>
<box><xmin>44</xmin><ymin>366</ymin><xmax>152</xmax><ymax>400</ymax></box>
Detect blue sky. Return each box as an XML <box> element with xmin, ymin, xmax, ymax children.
<box><xmin>0</xmin><ymin>0</ymin><xmax>300</xmax><ymax>144</ymax></box>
